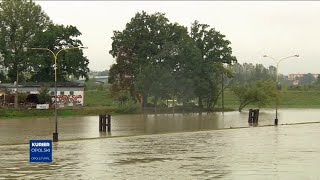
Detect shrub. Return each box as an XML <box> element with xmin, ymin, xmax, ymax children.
<box><xmin>38</xmin><ymin>86</ymin><xmax>52</xmax><ymax>104</ymax></box>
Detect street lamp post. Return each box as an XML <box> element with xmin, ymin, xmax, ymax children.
<box><xmin>24</xmin><ymin>46</ymin><xmax>87</xmax><ymax>142</ymax></box>
<box><xmin>263</xmin><ymin>54</ymin><xmax>299</xmax><ymax>125</ymax></box>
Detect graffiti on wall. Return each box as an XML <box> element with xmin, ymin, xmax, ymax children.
<box><xmin>53</xmin><ymin>95</ymin><xmax>83</xmax><ymax>104</ymax></box>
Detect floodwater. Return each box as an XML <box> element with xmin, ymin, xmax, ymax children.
<box><xmin>0</xmin><ymin>109</ymin><xmax>320</xmax><ymax>145</ymax></box>
<box><xmin>0</xmin><ymin>123</ymin><xmax>320</xmax><ymax>179</ymax></box>
<box><xmin>0</xmin><ymin>109</ymin><xmax>320</xmax><ymax>179</ymax></box>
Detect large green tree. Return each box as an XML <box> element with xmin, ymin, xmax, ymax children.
<box><xmin>190</xmin><ymin>20</ymin><xmax>237</xmax><ymax>109</ymax></box>
<box><xmin>137</xmin><ymin>35</ymin><xmax>202</xmax><ymax>109</ymax></box>
<box><xmin>0</xmin><ymin>1</ymin><xmax>89</xmax><ymax>83</ymax></box>
<box><xmin>0</xmin><ymin>0</ymin><xmax>51</xmax><ymax>82</ymax></box>
<box><xmin>109</xmin><ymin>12</ymin><xmax>238</xmax><ymax>111</ymax></box>
<box><xmin>29</xmin><ymin>24</ymin><xmax>89</xmax><ymax>82</ymax></box>
<box><xmin>109</xmin><ymin>11</ymin><xmax>188</xmax><ymax>106</ymax></box>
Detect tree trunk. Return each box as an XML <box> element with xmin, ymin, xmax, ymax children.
<box><xmin>239</xmin><ymin>101</ymin><xmax>251</xmax><ymax>112</ymax></box>
<box><xmin>142</xmin><ymin>94</ymin><xmax>148</xmax><ymax>109</ymax></box>
<box><xmin>198</xmin><ymin>96</ymin><xmax>203</xmax><ymax>114</ymax></box>
<box><xmin>198</xmin><ymin>96</ymin><xmax>203</xmax><ymax>109</ymax></box>
<box><xmin>154</xmin><ymin>96</ymin><xmax>158</xmax><ymax>113</ymax></box>
<box><xmin>14</xmin><ymin>66</ymin><xmax>18</xmax><ymax>109</ymax></box>
<box><xmin>172</xmin><ymin>91</ymin><xmax>175</xmax><ymax>115</ymax></box>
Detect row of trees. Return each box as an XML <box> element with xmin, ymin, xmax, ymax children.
<box><xmin>0</xmin><ymin>0</ymin><xmax>89</xmax><ymax>83</ymax></box>
<box><xmin>230</xmin><ymin>63</ymin><xmax>276</xmax><ymax>85</ymax></box>
<box><xmin>108</xmin><ymin>11</ymin><xmax>237</xmax><ymax>110</ymax></box>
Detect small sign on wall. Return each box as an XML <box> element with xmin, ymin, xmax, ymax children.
<box><xmin>36</xmin><ymin>104</ymin><xmax>49</xmax><ymax>109</ymax></box>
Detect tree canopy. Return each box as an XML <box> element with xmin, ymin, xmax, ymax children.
<box><xmin>109</xmin><ymin>11</ymin><xmax>237</xmax><ymax>110</ymax></box>
<box><xmin>0</xmin><ymin>0</ymin><xmax>89</xmax><ymax>83</ymax></box>
<box><xmin>232</xmin><ymin>80</ymin><xmax>276</xmax><ymax>112</ymax></box>
<box><xmin>0</xmin><ymin>0</ymin><xmax>51</xmax><ymax>82</ymax></box>
<box><xmin>29</xmin><ymin>24</ymin><xmax>89</xmax><ymax>81</ymax></box>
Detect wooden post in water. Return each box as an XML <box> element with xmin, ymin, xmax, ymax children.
<box><xmin>253</xmin><ymin>109</ymin><xmax>256</xmax><ymax>124</ymax></box>
<box><xmin>107</xmin><ymin>114</ymin><xmax>111</xmax><ymax>132</ymax></box>
<box><xmin>254</xmin><ymin>109</ymin><xmax>259</xmax><ymax>124</ymax></box>
<box><xmin>248</xmin><ymin>109</ymin><xmax>253</xmax><ymax>124</ymax></box>
<box><xmin>99</xmin><ymin>114</ymin><xmax>111</xmax><ymax>132</ymax></box>
<box><xmin>102</xmin><ymin>114</ymin><xmax>106</xmax><ymax>132</ymax></box>
<box><xmin>99</xmin><ymin>114</ymin><xmax>102</xmax><ymax>132</ymax></box>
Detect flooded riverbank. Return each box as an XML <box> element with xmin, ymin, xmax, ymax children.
<box><xmin>1</xmin><ymin>108</ymin><xmax>320</xmax><ymax>145</ymax></box>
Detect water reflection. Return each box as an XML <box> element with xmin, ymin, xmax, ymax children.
<box><xmin>0</xmin><ymin>109</ymin><xmax>320</xmax><ymax>145</ymax></box>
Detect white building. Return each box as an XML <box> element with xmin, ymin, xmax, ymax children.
<box><xmin>2</xmin><ymin>82</ymin><xmax>85</xmax><ymax>106</ymax></box>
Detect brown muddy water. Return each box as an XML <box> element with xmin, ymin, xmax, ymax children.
<box><xmin>0</xmin><ymin>109</ymin><xmax>320</xmax><ymax>179</ymax></box>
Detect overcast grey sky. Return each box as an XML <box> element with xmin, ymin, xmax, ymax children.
<box><xmin>36</xmin><ymin>1</ymin><xmax>320</xmax><ymax>75</ymax></box>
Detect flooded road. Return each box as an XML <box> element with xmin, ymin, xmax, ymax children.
<box><xmin>0</xmin><ymin>123</ymin><xmax>320</xmax><ymax>179</ymax></box>
<box><xmin>0</xmin><ymin>108</ymin><xmax>320</xmax><ymax>145</ymax></box>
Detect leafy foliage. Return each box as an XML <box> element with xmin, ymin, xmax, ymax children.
<box><xmin>0</xmin><ymin>0</ymin><xmax>51</xmax><ymax>82</ymax></box>
<box><xmin>17</xmin><ymin>92</ymin><xmax>27</xmax><ymax>103</ymax></box>
<box><xmin>30</xmin><ymin>24</ymin><xmax>89</xmax><ymax>82</ymax></box>
<box><xmin>37</xmin><ymin>86</ymin><xmax>52</xmax><ymax>104</ymax></box>
<box><xmin>298</xmin><ymin>73</ymin><xmax>316</xmax><ymax>85</ymax></box>
<box><xmin>0</xmin><ymin>0</ymin><xmax>89</xmax><ymax>83</ymax></box>
<box><xmin>230</xmin><ymin>63</ymin><xmax>276</xmax><ymax>84</ymax></box>
<box><xmin>109</xmin><ymin>11</ymin><xmax>237</xmax><ymax>109</ymax></box>
<box><xmin>232</xmin><ymin>80</ymin><xmax>276</xmax><ymax>112</ymax></box>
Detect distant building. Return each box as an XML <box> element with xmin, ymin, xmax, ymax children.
<box><xmin>287</xmin><ymin>73</ymin><xmax>319</xmax><ymax>85</ymax></box>
<box><xmin>288</xmin><ymin>73</ymin><xmax>319</xmax><ymax>80</ymax></box>
<box><xmin>288</xmin><ymin>74</ymin><xmax>304</xmax><ymax>80</ymax></box>
<box><xmin>93</xmin><ymin>75</ymin><xmax>109</xmax><ymax>83</ymax></box>
<box><xmin>77</xmin><ymin>75</ymin><xmax>109</xmax><ymax>84</ymax></box>
<box><xmin>0</xmin><ymin>82</ymin><xmax>84</xmax><ymax>107</ymax></box>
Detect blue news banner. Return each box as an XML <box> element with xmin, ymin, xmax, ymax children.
<box><xmin>29</xmin><ymin>140</ymin><xmax>52</xmax><ymax>163</ymax></box>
